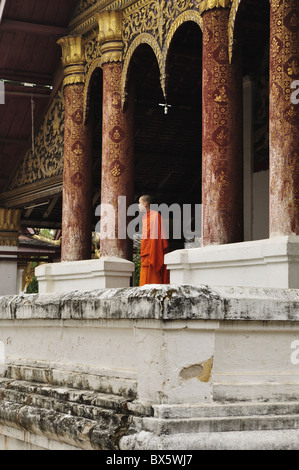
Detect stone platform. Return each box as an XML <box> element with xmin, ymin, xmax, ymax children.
<box><xmin>165</xmin><ymin>235</ymin><xmax>299</xmax><ymax>289</ymax></box>
<box><xmin>35</xmin><ymin>257</ymin><xmax>135</xmax><ymax>293</ymax></box>
<box><xmin>1</xmin><ymin>285</ymin><xmax>299</xmax><ymax>450</ymax></box>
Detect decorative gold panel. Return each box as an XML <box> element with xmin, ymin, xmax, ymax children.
<box><xmin>8</xmin><ymin>88</ymin><xmax>65</xmax><ymax>190</ymax></box>
<box><xmin>0</xmin><ymin>208</ymin><xmax>21</xmax><ymax>247</ymax></box>
<box><xmin>75</xmin><ymin>0</ymin><xmax>99</xmax><ymax>16</ymax></box>
<box><xmin>121</xmin><ymin>0</ymin><xmax>204</xmax><ymax>107</ymax></box>
<box><xmin>80</xmin><ymin>1</ymin><xmax>232</xmax><ymax>113</ymax></box>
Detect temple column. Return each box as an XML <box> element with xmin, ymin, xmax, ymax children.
<box><xmin>166</xmin><ymin>3</ymin><xmax>299</xmax><ymax>289</ymax></box>
<box><xmin>57</xmin><ymin>36</ymin><xmax>92</xmax><ymax>261</ymax></box>
<box><xmin>97</xmin><ymin>11</ymin><xmax>134</xmax><ymax>260</ymax></box>
<box><xmin>269</xmin><ymin>0</ymin><xmax>299</xmax><ymax>236</ymax></box>
<box><xmin>0</xmin><ymin>208</ymin><xmax>21</xmax><ymax>295</ymax></box>
<box><xmin>202</xmin><ymin>4</ymin><xmax>243</xmax><ymax>245</ymax></box>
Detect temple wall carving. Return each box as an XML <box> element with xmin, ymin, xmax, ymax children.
<box><xmin>7</xmin><ymin>87</ymin><xmax>64</xmax><ymax>191</ymax></box>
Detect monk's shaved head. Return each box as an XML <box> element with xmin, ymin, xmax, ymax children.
<box><xmin>140</xmin><ymin>195</ymin><xmax>152</xmax><ymax>205</ymax></box>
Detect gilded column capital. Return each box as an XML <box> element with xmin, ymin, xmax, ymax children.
<box><xmin>200</xmin><ymin>0</ymin><xmax>231</xmax><ymax>13</ymax></box>
<box><xmin>57</xmin><ymin>36</ymin><xmax>85</xmax><ymax>87</ymax></box>
<box><xmin>97</xmin><ymin>10</ymin><xmax>123</xmax><ymax>65</ymax></box>
<box><xmin>0</xmin><ymin>208</ymin><xmax>21</xmax><ymax>247</ymax></box>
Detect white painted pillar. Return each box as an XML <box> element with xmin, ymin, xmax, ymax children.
<box><xmin>0</xmin><ymin>209</ymin><xmax>21</xmax><ymax>296</ymax></box>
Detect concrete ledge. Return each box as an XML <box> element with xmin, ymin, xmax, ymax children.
<box><xmin>1</xmin><ymin>284</ymin><xmax>299</xmax><ymax>321</ymax></box>
<box><xmin>120</xmin><ymin>429</ymin><xmax>299</xmax><ymax>450</ymax></box>
<box><xmin>165</xmin><ymin>235</ymin><xmax>299</xmax><ymax>288</ymax></box>
<box><xmin>35</xmin><ymin>257</ymin><xmax>135</xmax><ymax>293</ymax></box>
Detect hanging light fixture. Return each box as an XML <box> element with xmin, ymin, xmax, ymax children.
<box><xmin>159</xmin><ymin>102</ymin><xmax>172</xmax><ymax>115</ymax></box>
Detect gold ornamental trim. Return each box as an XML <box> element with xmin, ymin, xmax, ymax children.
<box><xmin>121</xmin><ymin>32</ymin><xmax>162</xmax><ymax>106</ymax></box>
<box><xmin>62</xmin><ymin>71</ymin><xmax>86</xmax><ymax>87</ymax></box>
<box><xmin>228</xmin><ymin>0</ymin><xmax>241</xmax><ymax>63</ymax></box>
<box><xmin>22</xmin><ymin>263</ymin><xmax>36</xmax><ymax>292</ymax></box>
<box><xmin>97</xmin><ymin>10</ymin><xmax>123</xmax><ymax>65</ymax></box>
<box><xmin>0</xmin><ymin>208</ymin><xmax>21</xmax><ymax>231</ymax></box>
<box><xmin>69</xmin><ymin>1</ymin><xmax>136</xmax><ymax>36</ymax></box>
<box><xmin>8</xmin><ymin>87</ymin><xmax>64</xmax><ymax>192</ymax></box>
<box><xmin>83</xmin><ymin>57</ymin><xmax>103</xmax><ymax>124</ymax></box>
<box><xmin>33</xmin><ymin>234</ymin><xmax>62</xmax><ymax>247</ymax></box>
<box><xmin>57</xmin><ymin>36</ymin><xmax>85</xmax><ymax>86</ymax></box>
<box><xmin>0</xmin><ymin>208</ymin><xmax>21</xmax><ymax>247</ymax></box>
<box><xmin>200</xmin><ymin>0</ymin><xmax>231</xmax><ymax>13</ymax></box>
<box><xmin>120</xmin><ymin>2</ymin><xmax>204</xmax><ymax>108</ymax></box>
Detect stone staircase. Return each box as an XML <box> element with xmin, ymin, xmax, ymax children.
<box><xmin>122</xmin><ymin>401</ymin><xmax>299</xmax><ymax>450</ymax></box>
<box><xmin>0</xmin><ymin>376</ymin><xmax>133</xmax><ymax>450</ymax></box>
<box><xmin>2</xmin><ymin>374</ymin><xmax>299</xmax><ymax>450</ymax></box>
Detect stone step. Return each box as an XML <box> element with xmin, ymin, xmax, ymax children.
<box><xmin>134</xmin><ymin>413</ymin><xmax>299</xmax><ymax>435</ymax></box>
<box><xmin>0</xmin><ymin>378</ymin><xmax>129</xmax><ymax>414</ymax></box>
<box><xmin>4</xmin><ymin>364</ymin><xmax>137</xmax><ymax>399</ymax></box>
<box><xmin>0</xmin><ymin>400</ymin><xmax>128</xmax><ymax>450</ymax></box>
<box><xmin>152</xmin><ymin>401</ymin><xmax>299</xmax><ymax>419</ymax></box>
<box><xmin>0</xmin><ymin>378</ymin><xmax>133</xmax><ymax>450</ymax></box>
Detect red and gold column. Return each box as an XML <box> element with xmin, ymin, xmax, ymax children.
<box><xmin>269</xmin><ymin>0</ymin><xmax>299</xmax><ymax>236</ymax></box>
<box><xmin>57</xmin><ymin>36</ymin><xmax>92</xmax><ymax>261</ymax></box>
<box><xmin>202</xmin><ymin>4</ymin><xmax>243</xmax><ymax>245</ymax></box>
<box><xmin>97</xmin><ymin>11</ymin><xmax>134</xmax><ymax>260</ymax></box>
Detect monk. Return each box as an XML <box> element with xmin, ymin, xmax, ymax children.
<box><xmin>138</xmin><ymin>195</ymin><xmax>170</xmax><ymax>286</ymax></box>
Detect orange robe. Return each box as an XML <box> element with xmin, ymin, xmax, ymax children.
<box><xmin>139</xmin><ymin>210</ymin><xmax>170</xmax><ymax>286</ymax></box>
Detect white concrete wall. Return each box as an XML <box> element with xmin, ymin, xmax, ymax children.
<box><xmin>0</xmin><ymin>317</ymin><xmax>137</xmax><ymax>397</ymax></box>
<box><xmin>1</xmin><ymin>285</ymin><xmax>299</xmax><ymax>450</ymax></box>
<box><xmin>214</xmin><ymin>320</ymin><xmax>299</xmax><ymax>402</ymax></box>
<box><xmin>1</xmin><ymin>285</ymin><xmax>299</xmax><ymax>406</ymax></box>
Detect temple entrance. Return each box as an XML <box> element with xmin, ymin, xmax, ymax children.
<box><xmin>128</xmin><ymin>21</ymin><xmax>203</xmax><ymax>255</ymax></box>
<box><xmin>234</xmin><ymin>0</ymin><xmax>270</xmax><ymax>241</ymax></box>
<box><xmin>87</xmin><ymin>67</ymin><xmax>103</xmax><ymax>251</ymax></box>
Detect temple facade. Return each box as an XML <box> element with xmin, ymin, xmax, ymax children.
<box><xmin>0</xmin><ymin>0</ymin><xmax>298</xmax><ymax>292</ymax></box>
<box><xmin>1</xmin><ymin>0</ymin><xmax>299</xmax><ymax>451</ymax></box>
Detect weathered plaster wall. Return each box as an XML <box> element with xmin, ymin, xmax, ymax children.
<box><xmin>1</xmin><ymin>285</ymin><xmax>299</xmax><ymax>450</ymax></box>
